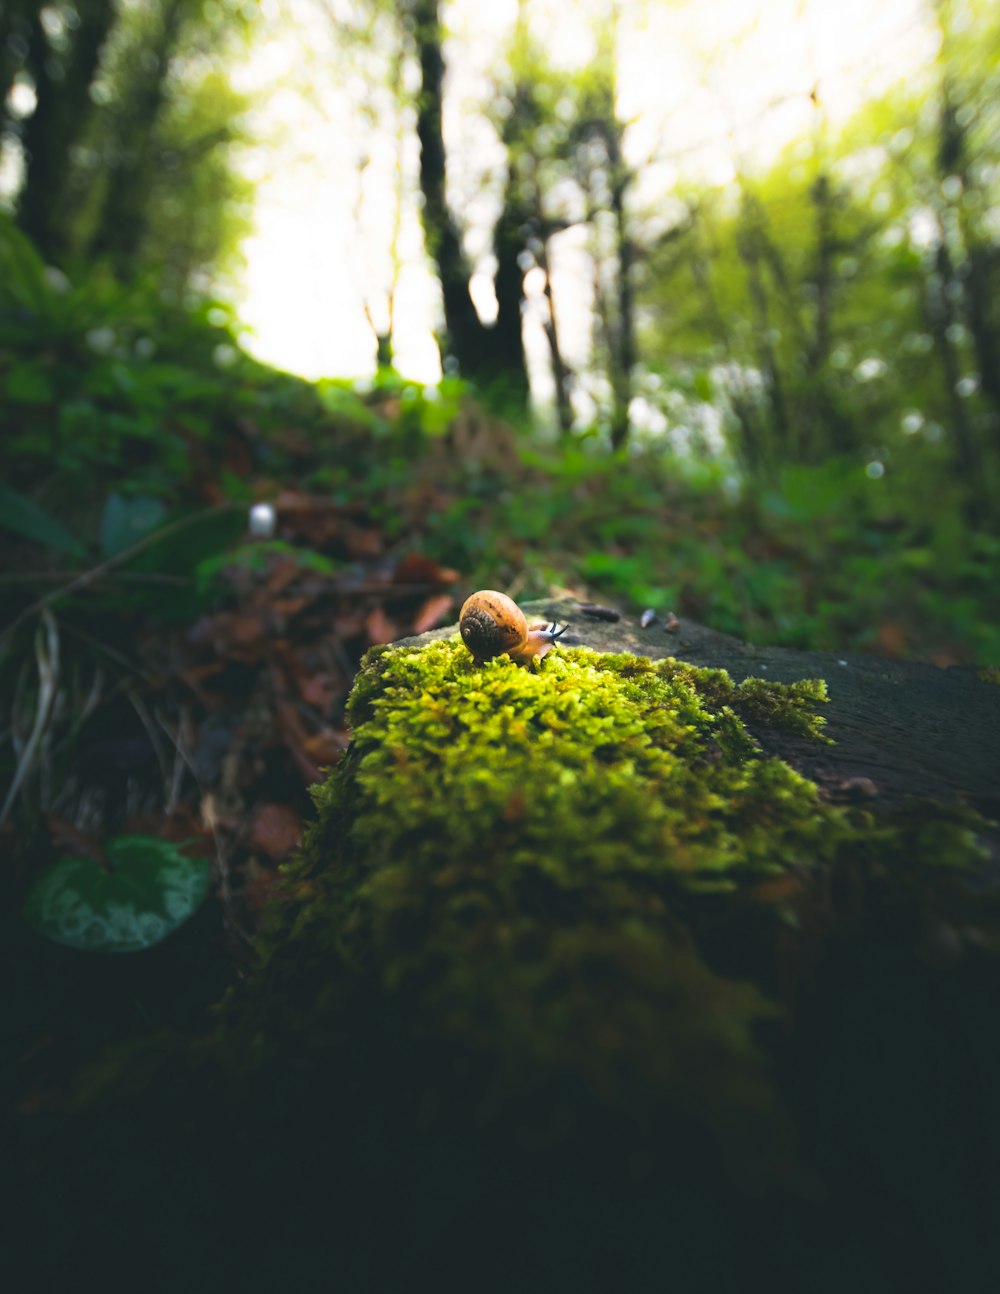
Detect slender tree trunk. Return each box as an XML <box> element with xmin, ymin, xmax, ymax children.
<box><xmin>408</xmin><ymin>0</ymin><xmax>528</xmax><ymax>403</ymax></box>
<box><xmin>16</xmin><ymin>0</ymin><xmax>117</xmax><ymax>262</ymax></box>
<box><xmin>688</xmin><ymin>210</ymin><xmax>765</xmax><ymax>477</ymax></box>
<box><xmin>534</xmin><ymin>222</ymin><xmax>573</xmax><ymax>436</ymax></box>
<box><xmin>607</xmin><ymin>141</ymin><xmax>635</xmax><ymax>451</ymax></box>
<box><xmin>87</xmin><ymin>0</ymin><xmax>184</xmax><ymax>276</ymax></box>
<box><xmin>938</xmin><ymin>90</ymin><xmax>1000</xmax><ymax>428</ymax></box>
<box><xmin>737</xmin><ymin>214</ymin><xmax>791</xmax><ymax>466</ymax></box>
<box><xmin>927</xmin><ymin>229</ymin><xmax>985</xmax><ymax>515</ymax></box>
<box><xmin>490</xmin><ymin>147</ymin><xmax>530</xmax><ymax>407</ymax></box>
<box><xmin>410</xmin><ymin>0</ymin><xmax>488</xmax><ymax>375</ymax></box>
<box><xmin>0</xmin><ymin>0</ymin><xmax>34</xmax><ymax>127</ymax></box>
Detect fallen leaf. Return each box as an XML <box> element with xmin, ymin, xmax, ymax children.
<box><xmin>411</xmin><ymin>593</ymin><xmax>454</xmax><ymax>634</ymax></box>
<box><xmin>249</xmin><ymin>803</ymin><xmax>302</xmax><ymax>859</ymax></box>
<box><xmin>302</xmin><ymin>728</ymin><xmax>350</xmax><ymax>765</ymax></box>
<box><xmin>877</xmin><ymin>620</ymin><xmax>906</xmax><ymax>658</ymax></box>
<box><xmin>394</xmin><ymin>553</ymin><xmax>460</xmax><ymax>585</ymax></box>
<box><xmin>366</xmin><ymin>607</ymin><xmax>397</xmax><ymax>644</ymax></box>
<box><xmin>297</xmin><ymin>670</ymin><xmax>341</xmax><ymax>710</ymax></box>
<box><xmin>45</xmin><ymin>818</ymin><xmax>109</xmax><ymax>869</ymax></box>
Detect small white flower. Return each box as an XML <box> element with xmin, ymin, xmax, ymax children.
<box><xmin>249</xmin><ymin>503</ymin><xmax>276</xmax><ymax>538</ymax></box>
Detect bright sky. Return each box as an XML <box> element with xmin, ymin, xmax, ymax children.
<box><xmin>231</xmin><ymin>0</ymin><xmax>935</xmax><ymax>386</ymax></box>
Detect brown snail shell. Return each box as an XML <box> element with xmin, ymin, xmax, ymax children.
<box><xmin>459</xmin><ymin>590</ymin><xmax>567</xmax><ymax>667</ymax></box>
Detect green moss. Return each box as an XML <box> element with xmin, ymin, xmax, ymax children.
<box><xmin>334</xmin><ymin>639</ymin><xmax>835</xmax><ymax>904</ymax></box>
<box><xmin>249</xmin><ymin>639</ymin><xmax>986</xmax><ymax>1127</ymax></box>
<box><xmin>245</xmin><ymin>640</ymin><xmax>859</xmax><ymax>1138</ymax></box>
<box><xmin>69</xmin><ymin>635</ymin><xmax>993</xmax><ymax>1201</ymax></box>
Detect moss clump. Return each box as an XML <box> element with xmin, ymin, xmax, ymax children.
<box><xmin>337</xmin><ymin>640</ymin><xmax>834</xmax><ymax>901</ymax></box>
<box><xmin>251</xmin><ymin>639</ymin><xmax>861</xmax><ymax>1146</ymax></box>
<box><xmin>259</xmin><ymin>639</ymin><xmax>985</xmax><ymax>1129</ymax></box>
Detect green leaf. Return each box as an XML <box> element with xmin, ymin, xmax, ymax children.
<box><xmin>0</xmin><ymin>213</ymin><xmax>51</xmax><ymax>312</ymax></box>
<box><xmin>23</xmin><ymin>835</ymin><xmax>212</xmax><ymax>954</ymax></box>
<box><xmin>5</xmin><ymin>363</ymin><xmax>54</xmax><ymax>404</ymax></box>
<box><xmin>99</xmin><ymin>492</ymin><xmax>169</xmax><ymax>557</ymax></box>
<box><xmin>0</xmin><ymin>484</ymin><xmax>89</xmax><ymax>559</ymax></box>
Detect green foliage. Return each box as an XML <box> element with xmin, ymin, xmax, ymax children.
<box><xmin>0</xmin><ymin>484</ymin><xmax>89</xmax><ymax>560</ymax></box>
<box><xmin>99</xmin><ymin>493</ymin><xmax>169</xmax><ymax>558</ymax></box>
<box><xmin>636</xmin><ymin>4</ymin><xmax>1000</xmax><ymax>520</ymax></box>
<box><xmin>0</xmin><ymin>211</ymin><xmax>330</xmax><ymax>600</ymax></box>
<box><xmin>23</xmin><ymin>835</ymin><xmax>212</xmax><ymax>953</ymax></box>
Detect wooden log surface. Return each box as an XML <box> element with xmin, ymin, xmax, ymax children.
<box><xmin>400</xmin><ymin>598</ymin><xmax>1000</xmax><ymax>822</ymax></box>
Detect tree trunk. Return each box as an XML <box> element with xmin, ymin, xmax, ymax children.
<box><xmin>0</xmin><ymin>0</ymin><xmax>34</xmax><ymax>128</ymax></box>
<box><xmin>738</xmin><ymin>220</ymin><xmax>791</xmax><ymax>468</ymax></box>
<box><xmin>534</xmin><ymin>221</ymin><xmax>573</xmax><ymax>436</ymax></box>
<box><xmin>409</xmin><ymin>0</ymin><xmax>528</xmax><ymax>404</ymax></box>
<box><xmin>927</xmin><ymin>226</ymin><xmax>986</xmax><ymax>515</ymax></box>
<box><xmin>16</xmin><ymin>0</ymin><xmax>117</xmax><ymax>262</ymax></box>
<box><xmin>86</xmin><ymin>0</ymin><xmax>185</xmax><ymax>276</ymax></box>
<box><xmin>607</xmin><ymin>142</ymin><xmax>635</xmax><ymax>451</ymax></box>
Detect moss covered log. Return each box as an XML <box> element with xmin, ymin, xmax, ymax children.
<box><xmin>14</xmin><ymin>637</ymin><xmax>1000</xmax><ymax>1293</ymax></box>
<box><xmin>233</xmin><ymin>638</ymin><xmax>989</xmax><ymax>1176</ymax></box>
<box><xmin>261</xmin><ymin>641</ymin><xmax>849</xmax><ymax>1146</ymax></box>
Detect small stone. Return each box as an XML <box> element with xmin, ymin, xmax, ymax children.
<box><xmin>839</xmin><ymin>776</ymin><xmax>878</xmax><ymax>799</ymax></box>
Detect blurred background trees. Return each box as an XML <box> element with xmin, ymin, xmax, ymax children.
<box><xmin>2</xmin><ymin>0</ymin><xmax>253</xmax><ymax>292</ymax></box>
<box><xmin>1</xmin><ymin>0</ymin><xmax>998</xmax><ymax>662</ymax></box>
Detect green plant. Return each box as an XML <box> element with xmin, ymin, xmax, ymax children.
<box><xmin>23</xmin><ymin>835</ymin><xmax>212</xmax><ymax>953</ymax></box>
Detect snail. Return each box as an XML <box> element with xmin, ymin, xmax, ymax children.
<box><xmin>459</xmin><ymin>591</ymin><xmax>568</xmax><ymax>667</ymax></box>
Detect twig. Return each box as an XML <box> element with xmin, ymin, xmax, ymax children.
<box><xmin>0</xmin><ymin>610</ymin><xmax>60</xmax><ymax>826</ymax></box>
<box><xmin>0</xmin><ymin>503</ymin><xmax>238</xmax><ymax>644</ymax></box>
<box><xmin>156</xmin><ymin>706</ymin><xmax>253</xmax><ymax>950</ymax></box>
<box><xmin>127</xmin><ymin>686</ymin><xmax>172</xmax><ymax>805</ymax></box>
<box><xmin>0</xmin><ymin>572</ymin><xmax>192</xmax><ymax>586</ymax></box>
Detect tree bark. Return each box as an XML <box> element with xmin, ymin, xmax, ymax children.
<box><xmin>86</xmin><ymin>0</ymin><xmax>185</xmax><ymax>276</ymax></box>
<box><xmin>0</xmin><ymin>0</ymin><xmax>34</xmax><ymax>127</ymax></box>
<box><xmin>606</xmin><ymin>130</ymin><xmax>635</xmax><ymax>450</ymax></box>
<box><xmin>408</xmin><ymin>0</ymin><xmax>528</xmax><ymax>404</ymax></box>
<box><xmin>16</xmin><ymin>0</ymin><xmax>117</xmax><ymax>262</ymax></box>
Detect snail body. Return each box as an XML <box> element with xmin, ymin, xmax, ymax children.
<box><xmin>459</xmin><ymin>590</ymin><xmax>567</xmax><ymax>667</ymax></box>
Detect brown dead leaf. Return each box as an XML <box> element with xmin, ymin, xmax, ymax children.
<box><xmin>297</xmin><ymin>670</ymin><xmax>341</xmax><ymax>710</ymax></box>
<box><xmin>302</xmin><ymin>728</ymin><xmax>350</xmax><ymax>765</ymax></box>
<box><xmin>411</xmin><ymin>593</ymin><xmax>454</xmax><ymax>635</ymax></box>
<box><xmin>121</xmin><ymin>805</ymin><xmax>207</xmax><ymax>844</ymax></box>
<box><xmin>263</xmin><ymin>556</ymin><xmax>307</xmax><ymax>597</ymax></box>
<box><xmin>46</xmin><ymin>818</ymin><xmax>109</xmax><ymax>868</ymax></box>
<box><xmin>274</xmin><ymin>699</ymin><xmax>324</xmax><ymax>783</ymax></box>
<box><xmin>394</xmin><ymin>553</ymin><xmax>460</xmax><ymax>585</ymax></box>
<box><xmin>344</xmin><ymin>525</ymin><xmax>385</xmax><ymax>558</ymax></box>
<box><xmin>249</xmin><ymin>803</ymin><xmax>302</xmax><ymax>859</ymax></box>
<box><xmin>876</xmin><ymin>620</ymin><xmax>906</xmax><ymax>658</ymax></box>
<box><xmin>272</xmin><ymin>596</ymin><xmax>313</xmax><ymax>621</ymax></box>
<box><xmin>366</xmin><ymin>607</ymin><xmax>397</xmax><ymax>644</ymax></box>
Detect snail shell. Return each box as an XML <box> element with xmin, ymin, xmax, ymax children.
<box><xmin>459</xmin><ymin>590</ymin><xmax>567</xmax><ymax>667</ymax></box>
<box><xmin>459</xmin><ymin>591</ymin><xmax>526</xmax><ymax>666</ymax></box>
